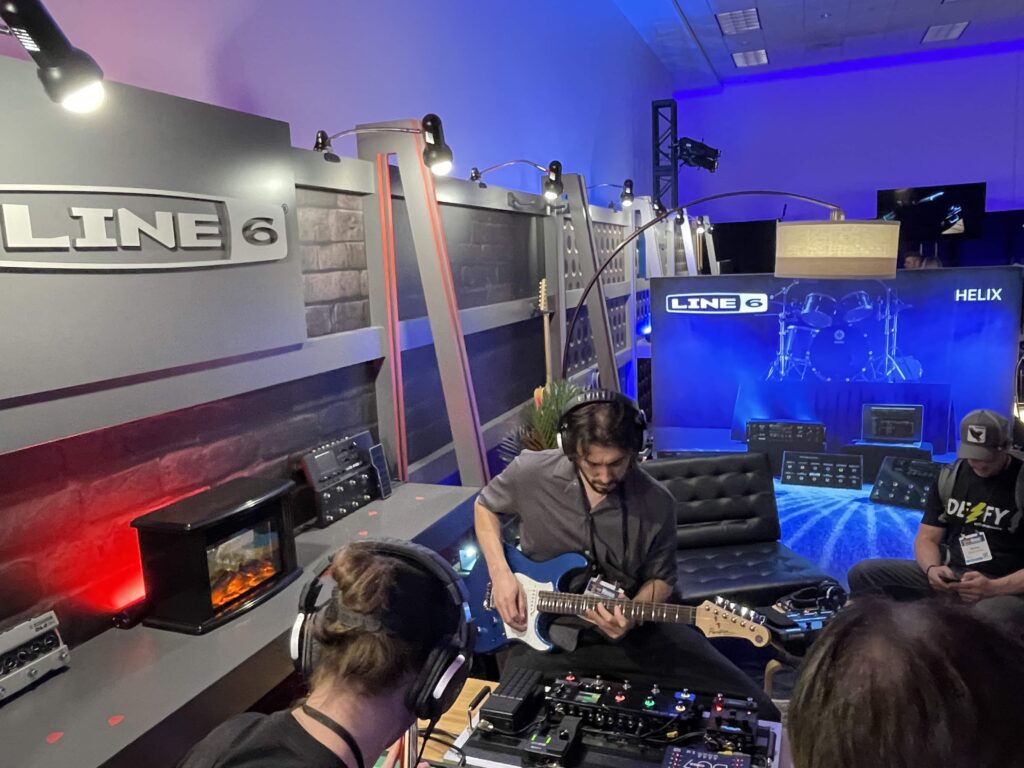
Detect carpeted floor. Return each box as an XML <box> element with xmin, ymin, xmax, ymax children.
<box><xmin>720</xmin><ymin>481</ymin><xmax>925</xmax><ymax>699</ymax></box>
<box><xmin>774</xmin><ymin>480</ymin><xmax>922</xmax><ymax>588</ymax></box>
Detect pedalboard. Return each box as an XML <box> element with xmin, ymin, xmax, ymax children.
<box><xmin>870</xmin><ymin>456</ymin><xmax>944</xmax><ymax>510</ymax></box>
<box><xmin>300</xmin><ymin>430</ymin><xmax>383</xmax><ymax>527</ymax></box>
<box><xmin>0</xmin><ymin>611</ymin><xmax>69</xmax><ymax>703</ymax></box>
<box><xmin>465</xmin><ymin>671</ymin><xmax>777</xmax><ymax>768</ymax></box>
<box><xmin>546</xmin><ymin>674</ymin><xmax>702</xmax><ymax>736</ymax></box>
<box><xmin>746</xmin><ymin>420</ymin><xmax>826</xmax><ymax>476</ymax></box>
<box><xmin>780</xmin><ymin>451</ymin><xmax>863</xmax><ymax>490</ymax></box>
<box><xmin>663</xmin><ymin>747</ymin><xmax>750</xmax><ymax>768</ymax></box>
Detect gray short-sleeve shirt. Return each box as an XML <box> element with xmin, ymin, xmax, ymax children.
<box><xmin>478</xmin><ymin>448</ymin><xmax>678</xmax><ymax>596</ymax></box>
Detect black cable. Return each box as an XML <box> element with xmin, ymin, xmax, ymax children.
<box><xmin>418</xmin><ymin>733</ymin><xmax>466</xmax><ymax>766</ymax></box>
<box><xmin>636</xmin><ymin>715</ymin><xmax>679</xmax><ymax>740</ymax></box>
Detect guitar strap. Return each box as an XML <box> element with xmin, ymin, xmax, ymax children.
<box><xmin>576</xmin><ymin>472</ymin><xmax>630</xmax><ymax>583</ymax></box>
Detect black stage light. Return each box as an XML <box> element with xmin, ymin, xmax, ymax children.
<box><xmin>652</xmin><ymin>199</ymin><xmax>666</xmax><ymax>216</ymax></box>
<box><xmin>312</xmin><ymin>113</ymin><xmax>453</xmax><ymax>175</ymax></box>
<box><xmin>542</xmin><ymin>160</ymin><xmax>563</xmax><ymax>201</ymax></box>
<box><xmin>421</xmin><ymin>113</ymin><xmax>453</xmax><ymax>176</ymax></box>
<box><xmin>0</xmin><ymin>0</ymin><xmax>104</xmax><ymax>112</ymax></box>
<box><xmin>620</xmin><ymin>178</ymin><xmax>634</xmax><ymax>208</ymax></box>
<box><xmin>313</xmin><ymin>129</ymin><xmax>341</xmax><ymax>162</ymax></box>
<box><xmin>678</xmin><ymin>136</ymin><xmax>720</xmax><ymax>173</ymax></box>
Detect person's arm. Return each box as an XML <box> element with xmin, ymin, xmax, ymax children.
<box><xmin>915</xmin><ymin>523</ymin><xmax>957</xmax><ymax>592</ymax></box>
<box><xmin>917</xmin><ymin>480</ymin><xmax>957</xmax><ymax>591</ymax></box>
<box><xmin>954</xmin><ymin>567</ymin><xmax>1024</xmax><ymax>602</ymax></box>
<box><xmin>474</xmin><ymin>497</ymin><xmax>526</xmax><ymax>630</ymax></box>
<box><xmin>585</xmin><ymin>483</ymin><xmax>678</xmax><ymax>639</ymax></box>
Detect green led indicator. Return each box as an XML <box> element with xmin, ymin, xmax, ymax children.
<box><xmin>644</xmin><ymin>697</ymin><xmax>655</xmax><ymax>708</ymax></box>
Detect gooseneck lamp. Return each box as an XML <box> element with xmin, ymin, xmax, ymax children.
<box><xmin>560</xmin><ymin>190</ymin><xmax>900</xmax><ymax>380</ymax></box>
<box><xmin>0</xmin><ymin>0</ymin><xmax>105</xmax><ymax>113</ymax></box>
<box><xmin>467</xmin><ymin>159</ymin><xmax>564</xmax><ymax>201</ymax></box>
<box><xmin>586</xmin><ymin>178</ymin><xmax>635</xmax><ymax>209</ymax></box>
<box><xmin>313</xmin><ymin>113</ymin><xmax>454</xmax><ymax>176</ymax></box>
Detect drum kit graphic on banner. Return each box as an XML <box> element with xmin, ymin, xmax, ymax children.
<box><xmin>765</xmin><ymin>281</ymin><xmax>917</xmax><ymax>383</ymax></box>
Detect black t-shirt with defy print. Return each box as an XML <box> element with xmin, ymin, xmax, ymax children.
<box><xmin>922</xmin><ymin>456</ymin><xmax>1024</xmax><ymax>577</ymax></box>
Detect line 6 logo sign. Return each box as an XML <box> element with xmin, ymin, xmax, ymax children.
<box><xmin>665</xmin><ymin>292</ymin><xmax>769</xmax><ymax>314</ymax></box>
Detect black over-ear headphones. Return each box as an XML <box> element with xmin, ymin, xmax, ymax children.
<box><xmin>289</xmin><ymin>537</ymin><xmax>475</xmax><ymax>722</ymax></box>
<box><xmin>556</xmin><ymin>389</ymin><xmax>648</xmax><ymax>456</ymax></box>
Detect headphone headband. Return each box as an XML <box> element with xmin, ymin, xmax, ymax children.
<box><xmin>556</xmin><ymin>388</ymin><xmax>647</xmax><ymax>456</ymax></box>
<box><xmin>289</xmin><ymin>537</ymin><xmax>475</xmax><ymax>722</ymax></box>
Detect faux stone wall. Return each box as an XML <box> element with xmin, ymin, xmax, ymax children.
<box><xmin>297</xmin><ymin>187</ymin><xmax>371</xmax><ymax>337</ymax></box>
<box><xmin>0</xmin><ymin>365</ymin><xmax>376</xmax><ymax>646</ymax></box>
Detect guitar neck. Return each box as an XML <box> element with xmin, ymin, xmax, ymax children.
<box><xmin>536</xmin><ymin>591</ymin><xmax>696</xmax><ymax>624</ymax></box>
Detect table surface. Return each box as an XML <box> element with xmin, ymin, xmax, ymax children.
<box><xmin>418</xmin><ymin>677</ymin><xmax>493</xmax><ymax>763</ymax></box>
<box><xmin>0</xmin><ymin>482</ymin><xmax>479</xmax><ymax>768</ymax></box>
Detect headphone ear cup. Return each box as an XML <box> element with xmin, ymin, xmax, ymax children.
<box><xmin>291</xmin><ymin>611</ymin><xmax>322</xmax><ymax>682</ymax></box>
<box><xmin>408</xmin><ymin>645</ymin><xmax>468</xmax><ymax>720</ymax></box>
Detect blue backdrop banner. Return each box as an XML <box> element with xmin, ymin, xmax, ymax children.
<box><xmin>651</xmin><ymin>267</ymin><xmax>1023</xmax><ymax>456</ymax></box>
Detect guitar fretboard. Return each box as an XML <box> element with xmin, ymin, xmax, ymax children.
<box><xmin>536</xmin><ymin>591</ymin><xmax>697</xmax><ymax>624</ymax></box>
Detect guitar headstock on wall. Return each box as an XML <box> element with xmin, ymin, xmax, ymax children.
<box><xmin>694</xmin><ymin>597</ymin><xmax>770</xmax><ymax>647</ymax></box>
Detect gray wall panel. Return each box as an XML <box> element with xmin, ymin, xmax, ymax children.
<box><xmin>0</xmin><ymin>56</ymin><xmax>305</xmax><ymax>401</ymax></box>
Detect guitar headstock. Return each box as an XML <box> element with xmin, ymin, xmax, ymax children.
<box><xmin>694</xmin><ymin>597</ymin><xmax>770</xmax><ymax>648</ymax></box>
<box><xmin>538</xmin><ymin>278</ymin><xmax>549</xmax><ymax>314</ymax></box>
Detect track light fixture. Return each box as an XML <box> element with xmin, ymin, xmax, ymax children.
<box><xmin>586</xmin><ymin>178</ymin><xmax>635</xmax><ymax>210</ymax></box>
<box><xmin>542</xmin><ymin>161</ymin><xmax>563</xmax><ymax>201</ymax></box>
<box><xmin>468</xmin><ymin>159</ymin><xmax>564</xmax><ymax>201</ymax></box>
<box><xmin>677</xmin><ymin>137</ymin><xmax>720</xmax><ymax>173</ymax></box>
<box><xmin>420</xmin><ymin>113</ymin><xmax>452</xmax><ymax>176</ymax></box>
<box><xmin>312</xmin><ymin>113</ymin><xmax>454</xmax><ymax>175</ymax></box>
<box><xmin>0</xmin><ymin>0</ymin><xmax>104</xmax><ymax>113</ymax></box>
<box><xmin>620</xmin><ymin>179</ymin><xmax>635</xmax><ymax>208</ymax></box>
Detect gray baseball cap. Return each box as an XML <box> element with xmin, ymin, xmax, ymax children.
<box><xmin>958</xmin><ymin>409</ymin><xmax>1011</xmax><ymax>460</ymax></box>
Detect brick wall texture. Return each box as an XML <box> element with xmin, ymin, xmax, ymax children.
<box><xmin>0</xmin><ymin>365</ymin><xmax>376</xmax><ymax>646</ymax></box>
<box><xmin>297</xmin><ymin>187</ymin><xmax>371</xmax><ymax>337</ymax></box>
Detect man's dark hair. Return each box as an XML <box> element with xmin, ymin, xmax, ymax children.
<box><xmin>564</xmin><ymin>400</ymin><xmax>641</xmax><ymax>460</ymax></box>
<box><xmin>788</xmin><ymin>597</ymin><xmax>1024</xmax><ymax>768</ymax></box>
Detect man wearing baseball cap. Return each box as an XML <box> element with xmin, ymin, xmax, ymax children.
<box><xmin>848</xmin><ymin>409</ymin><xmax>1024</xmax><ymax>635</ymax></box>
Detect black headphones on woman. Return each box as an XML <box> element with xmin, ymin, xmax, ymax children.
<box><xmin>289</xmin><ymin>537</ymin><xmax>475</xmax><ymax>722</ymax></box>
<box><xmin>556</xmin><ymin>389</ymin><xmax>648</xmax><ymax>456</ymax></box>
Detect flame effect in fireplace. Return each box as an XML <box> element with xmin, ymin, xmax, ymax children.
<box><xmin>210</xmin><ymin>559</ymin><xmax>278</xmax><ymax>610</ymax></box>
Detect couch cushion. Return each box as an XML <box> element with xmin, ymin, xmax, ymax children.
<box><xmin>642</xmin><ymin>453</ymin><xmax>780</xmax><ymax>548</ymax></box>
<box><xmin>675</xmin><ymin>541</ymin><xmax>829</xmax><ymax>606</ymax></box>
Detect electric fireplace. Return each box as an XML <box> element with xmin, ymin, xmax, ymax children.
<box><xmin>131</xmin><ymin>476</ymin><xmax>300</xmax><ymax>634</ymax></box>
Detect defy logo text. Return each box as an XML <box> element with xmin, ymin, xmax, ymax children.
<box><xmin>666</xmin><ymin>292</ymin><xmax>769</xmax><ymax>314</ymax></box>
<box><xmin>0</xmin><ymin>185</ymin><xmax>287</xmax><ymax>270</ymax></box>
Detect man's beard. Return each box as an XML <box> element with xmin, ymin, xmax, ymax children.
<box><xmin>582</xmin><ymin>474</ymin><xmax>619</xmax><ymax>494</ymax></box>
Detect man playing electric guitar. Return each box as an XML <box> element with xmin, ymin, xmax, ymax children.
<box><xmin>474</xmin><ymin>390</ymin><xmax>779</xmax><ymax>718</ymax></box>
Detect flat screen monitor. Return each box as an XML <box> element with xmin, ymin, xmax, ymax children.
<box><xmin>862</xmin><ymin>404</ymin><xmax>924</xmax><ymax>444</ymax></box>
<box><xmin>877</xmin><ymin>182</ymin><xmax>986</xmax><ymax>240</ymax></box>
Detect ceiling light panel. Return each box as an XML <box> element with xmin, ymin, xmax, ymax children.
<box><xmin>732</xmin><ymin>49</ymin><xmax>769</xmax><ymax>67</ymax></box>
<box><xmin>922</xmin><ymin>22</ymin><xmax>969</xmax><ymax>42</ymax></box>
<box><xmin>716</xmin><ymin>8</ymin><xmax>761</xmax><ymax>35</ymax></box>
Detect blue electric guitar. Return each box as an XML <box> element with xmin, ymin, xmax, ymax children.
<box><xmin>471</xmin><ymin>544</ymin><xmax>770</xmax><ymax>653</ymax></box>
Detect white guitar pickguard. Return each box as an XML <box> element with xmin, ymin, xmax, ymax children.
<box><xmin>503</xmin><ymin>573</ymin><xmax>553</xmax><ymax>651</ymax></box>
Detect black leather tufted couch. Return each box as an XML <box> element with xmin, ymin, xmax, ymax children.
<box><xmin>641</xmin><ymin>452</ymin><xmax>831</xmax><ymax>606</ymax></box>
